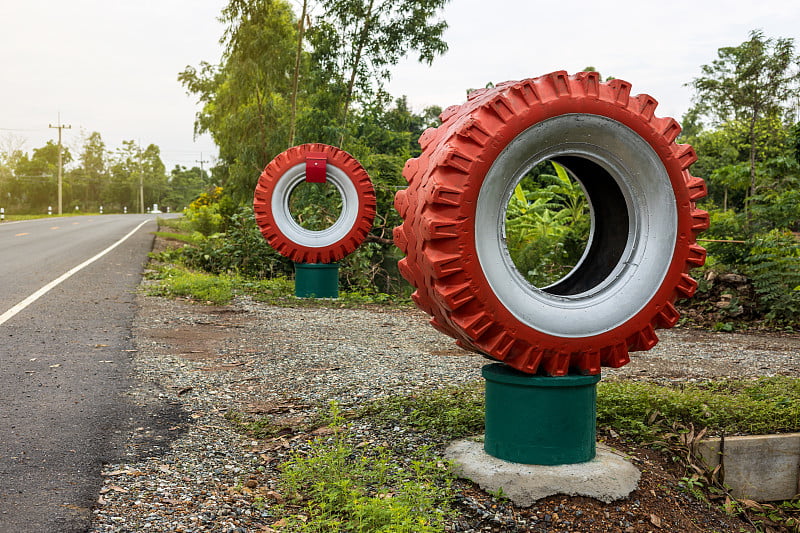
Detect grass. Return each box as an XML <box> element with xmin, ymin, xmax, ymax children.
<box><xmin>146</xmin><ymin>265</ymin><xmax>236</xmax><ymax>304</ymax></box>
<box><xmin>145</xmin><ymin>261</ymin><xmax>408</xmax><ymax>308</ymax></box>
<box><xmin>156</xmin><ymin>216</ymin><xmax>189</xmax><ymax>231</ymax></box>
<box><xmin>224</xmin><ymin>410</ymin><xmax>283</xmax><ymax>439</ymax></box>
<box><xmin>152</xmin><ymin>231</ymin><xmax>204</xmax><ymax>245</ymax></box>
<box><xmin>276</xmin><ymin>403</ymin><xmax>454</xmax><ymax>532</ymax></box>
<box><xmin>349</xmin><ymin>377</ymin><xmax>800</xmax><ymax>445</ymax></box>
<box><xmin>357</xmin><ymin>382</ymin><xmax>485</xmax><ymax>440</ymax></box>
<box><xmin>1</xmin><ymin>212</ymin><xmax>108</xmax><ymax>221</ymax></box>
<box><xmin>596</xmin><ymin>377</ymin><xmax>800</xmax><ymax>440</ymax></box>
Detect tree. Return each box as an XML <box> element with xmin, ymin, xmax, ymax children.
<box><xmin>10</xmin><ymin>142</ymin><xmax>71</xmax><ymax>212</ymax></box>
<box><xmin>103</xmin><ymin>141</ymin><xmax>165</xmax><ymax>212</ymax></box>
<box><xmin>288</xmin><ymin>0</ymin><xmax>310</xmax><ymax>146</ymax></box>
<box><xmin>71</xmin><ymin>131</ymin><xmax>108</xmax><ymax>210</ymax></box>
<box><xmin>105</xmin><ymin>141</ymin><xmax>139</xmax><ymax>211</ymax></box>
<box><xmin>164</xmin><ymin>165</ymin><xmax>210</xmax><ymax>211</ymax></box>
<box><xmin>686</xmin><ymin>30</ymin><xmax>800</xmax><ymax>215</ymax></box>
<box><xmin>179</xmin><ymin>0</ymin><xmax>298</xmax><ymax>200</ymax></box>
<box><xmin>306</xmin><ymin>0</ymin><xmax>450</xmax><ymax>145</ymax></box>
<box><xmin>0</xmin><ymin>134</ymin><xmax>26</xmax><ymax>209</ymax></box>
<box><xmin>141</xmin><ymin>144</ymin><xmax>168</xmax><ymax>210</ymax></box>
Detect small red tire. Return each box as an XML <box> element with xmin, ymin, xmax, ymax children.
<box><xmin>254</xmin><ymin>143</ymin><xmax>376</xmax><ymax>264</ymax></box>
<box><xmin>394</xmin><ymin>71</ymin><xmax>709</xmax><ymax>376</ymax></box>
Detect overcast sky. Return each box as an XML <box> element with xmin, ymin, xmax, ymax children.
<box><xmin>1</xmin><ymin>0</ymin><xmax>799</xmax><ymax>172</ymax></box>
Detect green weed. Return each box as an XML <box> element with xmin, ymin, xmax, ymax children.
<box><xmin>278</xmin><ymin>402</ymin><xmax>454</xmax><ymax>532</ymax></box>
<box><xmin>146</xmin><ymin>265</ymin><xmax>234</xmax><ymax>304</ymax></box>
<box><xmin>224</xmin><ymin>410</ymin><xmax>283</xmax><ymax>439</ymax></box>
<box><xmin>358</xmin><ymin>381</ymin><xmax>485</xmax><ymax>440</ymax></box>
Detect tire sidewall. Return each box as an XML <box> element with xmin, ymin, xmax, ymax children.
<box><xmin>448</xmin><ymin>97</ymin><xmax>696</xmax><ymax>352</ymax></box>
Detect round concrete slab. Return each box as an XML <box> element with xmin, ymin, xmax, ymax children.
<box><xmin>445</xmin><ymin>438</ymin><xmax>641</xmax><ymax>506</ymax></box>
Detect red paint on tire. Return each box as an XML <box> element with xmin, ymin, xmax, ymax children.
<box><xmin>254</xmin><ymin>144</ymin><xmax>376</xmax><ymax>264</ymax></box>
<box><xmin>394</xmin><ymin>72</ymin><xmax>708</xmax><ymax>375</ymax></box>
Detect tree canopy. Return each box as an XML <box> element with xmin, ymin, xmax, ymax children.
<box><xmin>0</xmin><ymin>133</ymin><xmax>210</xmax><ymax>214</ymax></box>
<box><xmin>686</xmin><ymin>30</ymin><xmax>800</xmax><ymax>214</ymax></box>
<box><xmin>179</xmin><ymin>0</ymin><xmax>450</xmax><ymax>201</ymax></box>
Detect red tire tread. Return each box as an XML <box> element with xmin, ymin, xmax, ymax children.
<box><xmin>393</xmin><ymin>72</ymin><xmax>708</xmax><ymax>376</ymax></box>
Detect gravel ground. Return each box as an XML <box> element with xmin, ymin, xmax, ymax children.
<box><xmin>88</xmin><ymin>291</ymin><xmax>800</xmax><ymax>533</ymax></box>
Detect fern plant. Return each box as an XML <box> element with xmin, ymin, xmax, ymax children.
<box><xmin>745</xmin><ymin>229</ymin><xmax>800</xmax><ymax>324</ymax></box>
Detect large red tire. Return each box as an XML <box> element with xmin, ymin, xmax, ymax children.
<box><xmin>254</xmin><ymin>143</ymin><xmax>376</xmax><ymax>264</ymax></box>
<box><xmin>394</xmin><ymin>71</ymin><xmax>708</xmax><ymax>376</ymax></box>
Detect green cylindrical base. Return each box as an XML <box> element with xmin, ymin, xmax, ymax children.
<box><xmin>294</xmin><ymin>262</ymin><xmax>339</xmax><ymax>298</ymax></box>
<box><xmin>482</xmin><ymin>363</ymin><xmax>600</xmax><ymax>465</ymax></box>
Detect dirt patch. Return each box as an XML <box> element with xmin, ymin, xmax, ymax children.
<box><xmin>143</xmin><ymin>304</ymin><xmax>255</xmax><ymax>361</ymax></box>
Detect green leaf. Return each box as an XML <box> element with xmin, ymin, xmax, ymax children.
<box><xmin>551</xmin><ymin>160</ymin><xmax>570</xmax><ymax>186</ymax></box>
<box><xmin>513</xmin><ymin>183</ymin><xmax>527</xmax><ymax>212</ymax></box>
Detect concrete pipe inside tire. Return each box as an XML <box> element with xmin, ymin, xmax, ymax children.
<box><xmin>393</xmin><ymin>71</ymin><xmax>709</xmax><ymax>376</ymax></box>
<box><xmin>254</xmin><ymin>143</ymin><xmax>376</xmax><ymax>264</ymax></box>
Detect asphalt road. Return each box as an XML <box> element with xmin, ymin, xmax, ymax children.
<box><xmin>0</xmin><ymin>214</ymin><xmax>176</xmax><ymax>532</ymax></box>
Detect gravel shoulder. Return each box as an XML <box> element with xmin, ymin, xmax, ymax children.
<box><xmin>88</xmin><ymin>291</ymin><xmax>800</xmax><ymax>532</ymax></box>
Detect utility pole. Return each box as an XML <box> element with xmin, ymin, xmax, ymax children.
<box><xmin>196</xmin><ymin>153</ymin><xmax>209</xmax><ymax>172</ymax></box>
<box><xmin>138</xmin><ymin>144</ymin><xmax>144</xmax><ymax>214</ymax></box>
<box><xmin>49</xmin><ymin>115</ymin><xmax>71</xmax><ymax>215</ymax></box>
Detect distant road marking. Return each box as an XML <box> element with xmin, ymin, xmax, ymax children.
<box><xmin>0</xmin><ymin>219</ymin><xmax>151</xmax><ymax>327</ymax></box>
<box><xmin>50</xmin><ymin>227</ymin><xmax>60</xmax><ymax>230</ymax></box>
<box><xmin>15</xmin><ymin>233</ymin><xmax>29</xmax><ymax>237</ymax></box>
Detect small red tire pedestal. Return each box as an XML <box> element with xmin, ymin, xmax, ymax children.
<box><xmin>254</xmin><ymin>143</ymin><xmax>376</xmax><ymax>298</ymax></box>
<box><xmin>254</xmin><ymin>143</ymin><xmax>376</xmax><ymax>264</ymax></box>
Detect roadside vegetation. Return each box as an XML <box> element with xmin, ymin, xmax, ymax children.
<box><xmin>134</xmin><ymin>22</ymin><xmax>797</xmax><ymax>329</ymax></box>
<box><xmin>138</xmin><ymin>28</ymin><xmax>799</xmax><ymax>528</ymax></box>
<box><xmin>222</xmin><ymin>378</ymin><xmax>800</xmax><ymax>532</ymax></box>
<box><xmin>0</xmin><ymin>134</ymin><xmax>211</xmax><ymax>215</ymax></box>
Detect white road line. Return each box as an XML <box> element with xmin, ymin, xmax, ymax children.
<box><xmin>0</xmin><ymin>219</ymin><xmax>152</xmax><ymax>327</ymax></box>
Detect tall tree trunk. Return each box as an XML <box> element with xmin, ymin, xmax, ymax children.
<box><xmin>256</xmin><ymin>87</ymin><xmax>270</xmax><ymax>168</ymax></box>
<box><xmin>288</xmin><ymin>0</ymin><xmax>308</xmax><ymax>148</ymax></box>
<box><xmin>338</xmin><ymin>0</ymin><xmax>375</xmax><ymax>147</ymax></box>
<box><xmin>745</xmin><ymin>109</ymin><xmax>760</xmax><ymax>224</ymax></box>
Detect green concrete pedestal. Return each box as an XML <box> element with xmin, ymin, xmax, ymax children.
<box><xmin>294</xmin><ymin>262</ymin><xmax>339</xmax><ymax>298</ymax></box>
<box><xmin>482</xmin><ymin>363</ymin><xmax>600</xmax><ymax>465</ymax></box>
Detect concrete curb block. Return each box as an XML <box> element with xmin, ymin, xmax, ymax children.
<box><xmin>696</xmin><ymin>433</ymin><xmax>800</xmax><ymax>501</ymax></box>
<box><xmin>444</xmin><ymin>438</ymin><xmax>641</xmax><ymax>506</ymax></box>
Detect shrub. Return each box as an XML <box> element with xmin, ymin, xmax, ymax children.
<box><xmin>180</xmin><ymin>206</ymin><xmax>293</xmax><ymax>279</ymax></box>
<box><xmin>184</xmin><ymin>204</ymin><xmax>222</xmax><ymax>236</ymax></box>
